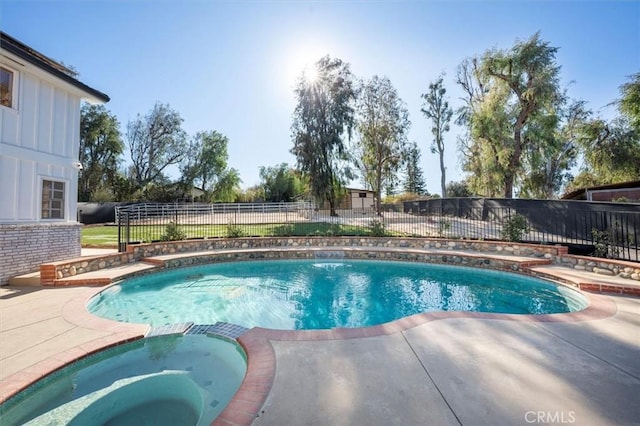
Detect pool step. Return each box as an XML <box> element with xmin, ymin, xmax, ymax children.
<box><xmin>147</xmin><ymin>323</ymin><xmax>194</xmax><ymax>337</ymax></box>
<box><xmin>187</xmin><ymin>323</ymin><xmax>249</xmax><ymax>340</ymax></box>
<box><xmin>7</xmin><ymin>271</ymin><xmax>41</xmax><ymax>286</ymax></box>
<box><xmin>146</xmin><ymin>322</ymin><xmax>250</xmax><ymax>340</ymax></box>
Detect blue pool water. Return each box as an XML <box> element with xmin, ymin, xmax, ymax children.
<box><xmin>88</xmin><ymin>260</ymin><xmax>588</xmax><ymax>330</ymax></box>
<box><xmin>0</xmin><ymin>335</ymin><xmax>246</xmax><ymax>426</ymax></box>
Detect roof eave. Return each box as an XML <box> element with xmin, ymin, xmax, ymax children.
<box><xmin>0</xmin><ymin>32</ymin><xmax>109</xmax><ymax>103</ymax></box>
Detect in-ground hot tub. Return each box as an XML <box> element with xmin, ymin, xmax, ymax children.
<box><xmin>0</xmin><ymin>334</ymin><xmax>246</xmax><ymax>426</ymax></box>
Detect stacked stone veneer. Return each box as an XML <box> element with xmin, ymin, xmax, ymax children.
<box><xmin>1</xmin><ymin>223</ymin><xmax>81</xmax><ymax>285</ymax></box>
<box><xmin>554</xmin><ymin>254</ymin><xmax>640</xmax><ymax>280</ymax></box>
<box><xmin>40</xmin><ymin>237</ymin><xmax>640</xmax><ymax>285</ymax></box>
<box><xmin>129</xmin><ymin>237</ymin><xmax>566</xmax><ymax>258</ymax></box>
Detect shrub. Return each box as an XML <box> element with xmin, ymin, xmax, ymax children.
<box><xmin>274</xmin><ymin>224</ymin><xmax>295</xmax><ymax>236</ymax></box>
<box><xmin>592</xmin><ymin>222</ymin><xmax>632</xmax><ymax>259</ymax></box>
<box><xmin>368</xmin><ymin>219</ymin><xmax>387</xmax><ymax>237</ymax></box>
<box><xmin>438</xmin><ymin>218</ymin><xmax>451</xmax><ymax>237</ymax></box>
<box><xmin>226</xmin><ymin>222</ymin><xmax>244</xmax><ymax>238</ymax></box>
<box><xmin>160</xmin><ymin>221</ymin><xmax>186</xmax><ymax>241</ymax></box>
<box><xmin>501</xmin><ymin>214</ymin><xmax>530</xmax><ymax>242</ymax></box>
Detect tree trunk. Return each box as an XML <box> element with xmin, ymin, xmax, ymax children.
<box><xmin>503</xmin><ymin>175</ymin><xmax>514</xmax><ymax>199</ymax></box>
<box><xmin>375</xmin><ymin>168</ymin><xmax>383</xmax><ymax>216</ymax></box>
<box><xmin>439</xmin><ymin>152</ymin><xmax>447</xmax><ymax>198</ymax></box>
<box><xmin>504</xmin><ymin>128</ymin><xmax>524</xmax><ymax>199</ymax></box>
<box><xmin>329</xmin><ymin>198</ymin><xmax>337</xmax><ymax>217</ymax></box>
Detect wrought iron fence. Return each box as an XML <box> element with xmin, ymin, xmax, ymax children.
<box><xmin>115</xmin><ymin>200</ymin><xmax>640</xmax><ymax>262</ymax></box>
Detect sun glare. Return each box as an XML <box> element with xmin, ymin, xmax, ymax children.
<box><xmin>302</xmin><ymin>63</ymin><xmax>319</xmax><ymax>83</ymax></box>
<box><xmin>285</xmin><ymin>43</ymin><xmax>327</xmax><ymax>87</ymax></box>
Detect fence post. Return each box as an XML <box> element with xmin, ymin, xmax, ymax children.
<box><xmin>118</xmin><ymin>212</ymin><xmax>129</xmax><ymax>253</ymax></box>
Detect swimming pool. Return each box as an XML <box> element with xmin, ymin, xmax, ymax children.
<box><xmin>88</xmin><ymin>260</ymin><xmax>588</xmax><ymax>330</ymax></box>
<box><xmin>0</xmin><ymin>334</ymin><xmax>246</xmax><ymax>426</ymax></box>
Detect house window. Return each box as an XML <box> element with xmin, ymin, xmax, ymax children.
<box><xmin>1</xmin><ymin>66</ymin><xmax>15</xmax><ymax>108</ymax></box>
<box><xmin>42</xmin><ymin>180</ymin><xmax>65</xmax><ymax>219</ymax></box>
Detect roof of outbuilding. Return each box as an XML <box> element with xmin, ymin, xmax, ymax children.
<box><xmin>0</xmin><ymin>31</ymin><xmax>109</xmax><ymax>103</ymax></box>
<box><xmin>561</xmin><ymin>180</ymin><xmax>640</xmax><ymax>200</ymax></box>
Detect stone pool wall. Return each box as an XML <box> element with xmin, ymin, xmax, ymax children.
<box><xmin>40</xmin><ymin>237</ymin><xmax>640</xmax><ymax>285</ymax></box>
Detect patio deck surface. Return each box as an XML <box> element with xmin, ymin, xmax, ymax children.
<box><xmin>0</xmin><ymin>248</ymin><xmax>638</xmax><ymax>425</ymax></box>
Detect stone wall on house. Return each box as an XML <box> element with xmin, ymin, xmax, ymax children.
<box><xmin>0</xmin><ymin>223</ymin><xmax>81</xmax><ymax>285</ymax></box>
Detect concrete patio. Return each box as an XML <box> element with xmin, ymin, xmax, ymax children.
<box><xmin>249</xmin><ymin>295</ymin><xmax>639</xmax><ymax>426</ymax></box>
<box><xmin>0</xmin><ymin>247</ymin><xmax>639</xmax><ymax>425</ymax></box>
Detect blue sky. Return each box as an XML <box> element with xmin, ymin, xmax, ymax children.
<box><xmin>2</xmin><ymin>0</ymin><xmax>639</xmax><ymax>194</ymax></box>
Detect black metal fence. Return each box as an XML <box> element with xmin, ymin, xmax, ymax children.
<box><xmin>115</xmin><ymin>199</ymin><xmax>640</xmax><ymax>262</ymax></box>
<box><xmin>403</xmin><ymin>198</ymin><xmax>640</xmax><ymax>262</ymax></box>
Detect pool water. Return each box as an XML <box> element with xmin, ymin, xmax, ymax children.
<box><xmin>88</xmin><ymin>260</ymin><xmax>588</xmax><ymax>330</ymax></box>
<box><xmin>0</xmin><ymin>335</ymin><xmax>246</xmax><ymax>426</ymax></box>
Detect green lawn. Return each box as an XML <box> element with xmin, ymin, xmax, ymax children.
<box><xmin>82</xmin><ymin>222</ymin><xmax>394</xmax><ymax>247</ymax></box>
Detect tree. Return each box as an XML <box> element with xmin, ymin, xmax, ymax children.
<box><xmin>180</xmin><ymin>130</ymin><xmax>241</xmax><ymax>202</ymax></box>
<box><xmin>210</xmin><ymin>168</ymin><xmax>241</xmax><ymax>202</ymax></box>
<box><xmin>456</xmin><ymin>57</ymin><xmax>510</xmax><ymax>197</ymax></box>
<box><xmin>403</xmin><ymin>141</ymin><xmax>427</xmax><ymax>195</ymax></box>
<box><xmin>78</xmin><ymin>104</ymin><xmax>123</xmax><ymax>201</ymax></box>
<box><xmin>446</xmin><ymin>180</ymin><xmax>472</xmax><ymax>197</ymax></box>
<box><xmin>353</xmin><ymin>75</ymin><xmax>410</xmax><ymax>214</ymax></box>
<box><xmin>259</xmin><ymin>163</ymin><xmax>306</xmax><ymax>202</ymax></box>
<box><xmin>237</xmin><ymin>185</ymin><xmax>264</xmax><ymax>203</ymax></box>
<box><xmin>457</xmin><ymin>33</ymin><xmax>563</xmax><ymax>198</ymax></box>
<box><xmin>563</xmin><ymin>170</ymin><xmax>599</xmax><ymax>195</ymax></box>
<box><xmin>519</xmin><ymin>100</ymin><xmax>588</xmax><ymax>198</ymax></box>
<box><xmin>483</xmin><ymin>33</ymin><xmax>562</xmax><ymax>198</ymax></box>
<box><xmin>291</xmin><ymin>56</ymin><xmax>356</xmax><ymax>216</ymax></box>
<box><xmin>576</xmin><ymin>117</ymin><xmax>640</xmax><ymax>184</ymax></box>
<box><xmin>421</xmin><ymin>75</ymin><xmax>453</xmax><ymax>197</ymax></box>
<box><xmin>619</xmin><ymin>72</ymin><xmax>640</xmax><ymax>131</ymax></box>
<box><xmin>127</xmin><ymin>102</ymin><xmax>187</xmax><ymax>188</ymax></box>
<box><xmin>565</xmin><ymin>73</ymin><xmax>640</xmax><ymax>188</ymax></box>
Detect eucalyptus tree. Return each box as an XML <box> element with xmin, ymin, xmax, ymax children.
<box><xmin>127</xmin><ymin>102</ymin><xmax>187</xmax><ymax>188</ymax></box>
<box><xmin>78</xmin><ymin>104</ymin><xmax>123</xmax><ymax>201</ymax></box>
<box><xmin>457</xmin><ymin>33</ymin><xmax>563</xmax><ymax>198</ymax></box>
<box><xmin>180</xmin><ymin>130</ymin><xmax>241</xmax><ymax>202</ymax></box>
<box><xmin>290</xmin><ymin>56</ymin><xmax>356</xmax><ymax>216</ymax></box>
<box><xmin>352</xmin><ymin>75</ymin><xmax>410</xmax><ymax>214</ymax></box>
<box><xmin>421</xmin><ymin>76</ymin><xmax>453</xmax><ymax>197</ymax></box>
<box><xmin>403</xmin><ymin>141</ymin><xmax>427</xmax><ymax>195</ymax></box>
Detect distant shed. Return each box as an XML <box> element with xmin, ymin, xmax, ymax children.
<box><xmin>319</xmin><ymin>188</ymin><xmax>376</xmax><ymax>210</ymax></box>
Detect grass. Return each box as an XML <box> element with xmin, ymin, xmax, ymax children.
<box><xmin>82</xmin><ymin>222</ymin><xmax>398</xmax><ymax>247</ymax></box>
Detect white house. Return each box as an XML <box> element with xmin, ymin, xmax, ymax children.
<box><xmin>0</xmin><ymin>32</ymin><xmax>109</xmax><ymax>285</ymax></box>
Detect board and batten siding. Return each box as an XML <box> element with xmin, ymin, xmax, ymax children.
<box><xmin>0</xmin><ymin>70</ymin><xmax>81</xmax><ymax>223</ymax></box>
